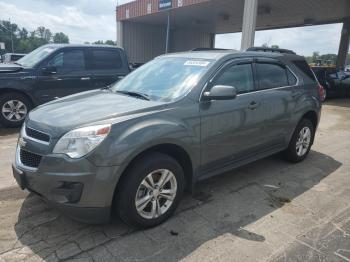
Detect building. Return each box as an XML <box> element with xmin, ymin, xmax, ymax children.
<box><xmin>116</xmin><ymin>0</ymin><xmax>350</xmax><ymax>68</ymax></box>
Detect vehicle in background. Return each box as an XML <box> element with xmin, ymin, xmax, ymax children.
<box><xmin>312</xmin><ymin>66</ymin><xmax>350</xmax><ymax>100</ymax></box>
<box><xmin>13</xmin><ymin>48</ymin><xmax>322</xmax><ymax>228</ymax></box>
<box><xmin>0</xmin><ymin>44</ymin><xmax>130</xmax><ymax>127</ymax></box>
<box><xmin>1</xmin><ymin>53</ymin><xmax>26</xmax><ymax>63</ymax></box>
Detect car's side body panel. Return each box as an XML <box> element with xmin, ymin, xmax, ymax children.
<box><xmin>12</xmin><ymin>50</ymin><xmax>322</xmax><ymax>224</ymax></box>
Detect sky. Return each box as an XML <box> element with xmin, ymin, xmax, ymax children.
<box><xmin>0</xmin><ymin>0</ymin><xmax>343</xmax><ymax>56</ymax></box>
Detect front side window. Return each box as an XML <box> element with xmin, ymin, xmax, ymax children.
<box><xmin>256</xmin><ymin>63</ymin><xmax>288</xmax><ymax>90</ymax></box>
<box><xmin>214</xmin><ymin>63</ymin><xmax>254</xmax><ymax>94</ymax></box>
<box><xmin>111</xmin><ymin>57</ymin><xmax>213</xmax><ymax>102</ymax></box>
<box><xmin>90</xmin><ymin>49</ymin><xmax>122</xmax><ymax>70</ymax></box>
<box><xmin>47</xmin><ymin>50</ymin><xmax>85</xmax><ymax>72</ymax></box>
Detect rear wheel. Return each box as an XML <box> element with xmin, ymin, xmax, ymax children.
<box><xmin>284</xmin><ymin>118</ymin><xmax>315</xmax><ymax>163</ymax></box>
<box><xmin>0</xmin><ymin>93</ymin><xmax>32</xmax><ymax>127</ymax></box>
<box><xmin>115</xmin><ymin>152</ymin><xmax>185</xmax><ymax>228</ymax></box>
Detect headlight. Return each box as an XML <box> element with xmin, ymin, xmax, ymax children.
<box><xmin>53</xmin><ymin>124</ymin><xmax>111</xmax><ymax>158</ymax></box>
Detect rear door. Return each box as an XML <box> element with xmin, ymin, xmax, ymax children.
<box><xmin>87</xmin><ymin>48</ymin><xmax>128</xmax><ymax>89</ymax></box>
<box><xmin>200</xmin><ymin>58</ymin><xmax>265</xmax><ymax>174</ymax></box>
<box><xmin>254</xmin><ymin>58</ymin><xmax>297</xmax><ymax>148</ymax></box>
<box><xmin>35</xmin><ymin>48</ymin><xmax>92</xmax><ymax>102</ymax></box>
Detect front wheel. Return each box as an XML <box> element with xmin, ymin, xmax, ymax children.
<box><xmin>115</xmin><ymin>152</ymin><xmax>185</xmax><ymax>228</ymax></box>
<box><xmin>0</xmin><ymin>93</ymin><xmax>32</xmax><ymax>127</ymax></box>
<box><xmin>284</xmin><ymin>118</ymin><xmax>315</xmax><ymax>163</ymax></box>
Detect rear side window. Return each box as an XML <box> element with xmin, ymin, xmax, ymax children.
<box><xmin>214</xmin><ymin>63</ymin><xmax>254</xmax><ymax>94</ymax></box>
<box><xmin>287</xmin><ymin>69</ymin><xmax>297</xmax><ymax>85</ymax></box>
<box><xmin>292</xmin><ymin>60</ymin><xmax>317</xmax><ymax>82</ymax></box>
<box><xmin>256</xmin><ymin>63</ymin><xmax>288</xmax><ymax>90</ymax></box>
<box><xmin>90</xmin><ymin>49</ymin><xmax>122</xmax><ymax>70</ymax></box>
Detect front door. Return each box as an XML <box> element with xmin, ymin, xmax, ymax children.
<box><xmin>35</xmin><ymin>48</ymin><xmax>92</xmax><ymax>103</ymax></box>
<box><xmin>199</xmin><ymin>59</ymin><xmax>265</xmax><ymax>175</ymax></box>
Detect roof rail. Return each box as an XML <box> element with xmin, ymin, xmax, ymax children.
<box><xmin>246</xmin><ymin>47</ymin><xmax>296</xmax><ymax>55</ymax></box>
<box><xmin>191</xmin><ymin>47</ymin><xmax>230</xmax><ymax>51</ymax></box>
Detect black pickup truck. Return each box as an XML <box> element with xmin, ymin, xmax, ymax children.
<box><xmin>0</xmin><ymin>44</ymin><xmax>130</xmax><ymax>127</ymax></box>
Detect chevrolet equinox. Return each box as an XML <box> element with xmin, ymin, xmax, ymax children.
<box><xmin>13</xmin><ymin>49</ymin><xmax>322</xmax><ymax>228</ymax></box>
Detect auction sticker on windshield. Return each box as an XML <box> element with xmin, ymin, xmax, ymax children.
<box><xmin>184</xmin><ymin>60</ymin><xmax>210</xmax><ymax>67</ymax></box>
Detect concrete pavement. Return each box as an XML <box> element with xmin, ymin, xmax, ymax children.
<box><xmin>0</xmin><ymin>100</ymin><xmax>350</xmax><ymax>262</ymax></box>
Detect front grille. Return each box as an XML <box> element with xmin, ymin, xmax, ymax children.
<box><xmin>25</xmin><ymin>127</ymin><xmax>50</xmax><ymax>143</ymax></box>
<box><xmin>20</xmin><ymin>149</ymin><xmax>42</xmax><ymax>168</ymax></box>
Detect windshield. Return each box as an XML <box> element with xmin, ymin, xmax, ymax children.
<box><xmin>111</xmin><ymin>57</ymin><xmax>213</xmax><ymax>102</ymax></box>
<box><xmin>17</xmin><ymin>45</ymin><xmax>58</xmax><ymax>67</ymax></box>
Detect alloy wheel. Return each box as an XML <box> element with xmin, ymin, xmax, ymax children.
<box><xmin>1</xmin><ymin>100</ymin><xmax>27</xmax><ymax>122</ymax></box>
<box><xmin>135</xmin><ymin>169</ymin><xmax>177</xmax><ymax>219</ymax></box>
<box><xmin>296</xmin><ymin>126</ymin><xmax>311</xmax><ymax>157</ymax></box>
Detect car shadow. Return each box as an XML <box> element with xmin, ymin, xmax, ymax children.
<box><xmin>0</xmin><ymin>125</ymin><xmax>19</xmax><ymax>136</ymax></box>
<box><xmin>13</xmin><ymin>150</ymin><xmax>341</xmax><ymax>261</ymax></box>
<box><xmin>324</xmin><ymin>98</ymin><xmax>350</xmax><ymax>108</ymax></box>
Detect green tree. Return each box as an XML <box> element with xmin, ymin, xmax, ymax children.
<box><xmin>312</xmin><ymin>51</ymin><xmax>320</xmax><ymax>62</ymax></box>
<box><xmin>18</xmin><ymin>28</ymin><xmax>28</xmax><ymax>39</ymax></box>
<box><xmin>53</xmin><ymin>32</ymin><xmax>69</xmax><ymax>43</ymax></box>
<box><xmin>93</xmin><ymin>40</ymin><xmax>104</xmax><ymax>45</ymax></box>
<box><xmin>104</xmin><ymin>40</ymin><xmax>116</xmax><ymax>45</ymax></box>
<box><xmin>0</xmin><ymin>20</ymin><xmax>70</xmax><ymax>53</ymax></box>
<box><xmin>93</xmin><ymin>40</ymin><xmax>116</xmax><ymax>45</ymax></box>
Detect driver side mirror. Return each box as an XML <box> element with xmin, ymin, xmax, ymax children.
<box><xmin>203</xmin><ymin>85</ymin><xmax>237</xmax><ymax>101</ymax></box>
<box><xmin>42</xmin><ymin>66</ymin><xmax>57</xmax><ymax>75</ymax></box>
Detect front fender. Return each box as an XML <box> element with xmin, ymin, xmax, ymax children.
<box><xmin>89</xmin><ymin>116</ymin><xmax>199</xmax><ymax>169</ymax></box>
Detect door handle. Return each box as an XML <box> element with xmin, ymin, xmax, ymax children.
<box><xmin>81</xmin><ymin>77</ymin><xmax>90</xmax><ymax>81</ymax></box>
<box><xmin>248</xmin><ymin>101</ymin><xmax>259</xmax><ymax>110</ymax></box>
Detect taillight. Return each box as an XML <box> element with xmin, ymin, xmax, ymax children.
<box><xmin>318</xmin><ymin>83</ymin><xmax>325</xmax><ymax>101</ymax></box>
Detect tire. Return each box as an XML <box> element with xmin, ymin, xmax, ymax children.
<box><xmin>0</xmin><ymin>93</ymin><xmax>32</xmax><ymax>128</ymax></box>
<box><xmin>284</xmin><ymin>118</ymin><xmax>315</xmax><ymax>163</ymax></box>
<box><xmin>115</xmin><ymin>152</ymin><xmax>185</xmax><ymax>228</ymax></box>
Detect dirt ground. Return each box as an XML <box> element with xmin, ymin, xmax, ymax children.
<box><xmin>0</xmin><ymin>99</ymin><xmax>350</xmax><ymax>262</ymax></box>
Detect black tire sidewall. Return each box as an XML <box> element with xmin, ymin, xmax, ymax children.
<box><xmin>116</xmin><ymin>152</ymin><xmax>185</xmax><ymax>228</ymax></box>
<box><xmin>0</xmin><ymin>93</ymin><xmax>32</xmax><ymax>128</ymax></box>
<box><xmin>286</xmin><ymin>119</ymin><xmax>315</xmax><ymax>163</ymax></box>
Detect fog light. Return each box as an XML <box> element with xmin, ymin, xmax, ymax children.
<box><xmin>51</xmin><ymin>182</ymin><xmax>83</xmax><ymax>204</ymax></box>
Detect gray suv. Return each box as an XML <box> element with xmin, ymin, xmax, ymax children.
<box><xmin>12</xmin><ymin>49</ymin><xmax>322</xmax><ymax>228</ymax></box>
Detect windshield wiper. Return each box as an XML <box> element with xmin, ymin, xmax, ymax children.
<box><xmin>14</xmin><ymin>62</ymin><xmax>22</xmax><ymax>66</ymax></box>
<box><xmin>115</xmin><ymin>90</ymin><xmax>150</xmax><ymax>101</ymax></box>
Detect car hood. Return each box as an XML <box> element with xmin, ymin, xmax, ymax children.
<box><xmin>27</xmin><ymin>90</ymin><xmax>167</xmax><ymax>138</ymax></box>
<box><xmin>0</xmin><ymin>63</ymin><xmax>23</xmax><ymax>73</ymax></box>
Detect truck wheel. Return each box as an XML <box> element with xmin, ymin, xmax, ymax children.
<box><xmin>285</xmin><ymin>118</ymin><xmax>315</xmax><ymax>163</ymax></box>
<box><xmin>115</xmin><ymin>152</ymin><xmax>185</xmax><ymax>228</ymax></box>
<box><xmin>0</xmin><ymin>93</ymin><xmax>32</xmax><ymax>128</ymax></box>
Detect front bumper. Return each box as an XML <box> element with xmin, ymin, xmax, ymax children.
<box><xmin>13</xmin><ymin>146</ymin><xmax>121</xmax><ymax>224</ymax></box>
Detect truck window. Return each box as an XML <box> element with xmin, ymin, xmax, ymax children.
<box><xmin>47</xmin><ymin>50</ymin><xmax>85</xmax><ymax>71</ymax></box>
<box><xmin>90</xmin><ymin>49</ymin><xmax>122</xmax><ymax>70</ymax></box>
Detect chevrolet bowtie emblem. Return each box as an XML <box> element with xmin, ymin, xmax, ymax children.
<box><xmin>19</xmin><ymin>137</ymin><xmax>27</xmax><ymax>148</ymax></box>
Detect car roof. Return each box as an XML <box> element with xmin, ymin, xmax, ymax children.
<box><xmin>43</xmin><ymin>44</ymin><xmax>124</xmax><ymax>50</ymax></box>
<box><xmin>5</xmin><ymin>53</ymin><xmax>26</xmax><ymax>55</ymax></box>
<box><xmin>159</xmin><ymin>50</ymin><xmax>303</xmax><ymax>61</ymax></box>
